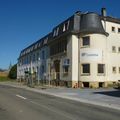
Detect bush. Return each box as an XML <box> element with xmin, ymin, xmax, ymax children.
<box><xmin>8</xmin><ymin>64</ymin><xmax>17</xmax><ymax>79</ymax></box>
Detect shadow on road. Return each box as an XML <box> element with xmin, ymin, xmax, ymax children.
<box><xmin>94</xmin><ymin>89</ymin><xmax>120</xmax><ymax>98</ymax></box>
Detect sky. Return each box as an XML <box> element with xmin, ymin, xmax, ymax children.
<box><xmin>0</xmin><ymin>0</ymin><xmax>120</xmax><ymax>69</ymax></box>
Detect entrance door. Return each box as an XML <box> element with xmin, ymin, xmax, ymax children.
<box><xmin>54</xmin><ymin>60</ymin><xmax>60</xmax><ymax>80</ymax></box>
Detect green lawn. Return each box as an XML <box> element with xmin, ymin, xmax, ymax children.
<box><xmin>0</xmin><ymin>76</ymin><xmax>13</xmax><ymax>82</ymax></box>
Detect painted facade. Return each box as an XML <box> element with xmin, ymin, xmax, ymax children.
<box><xmin>17</xmin><ymin>8</ymin><xmax>120</xmax><ymax>88</ymax></box>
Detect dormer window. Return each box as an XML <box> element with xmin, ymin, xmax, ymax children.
<box><xmin>43</xmin><ymin>37</ymin><xmax>48</xmax><ymax>45</ymax></box>
<box><xmin>53</xmin><ymin>27</ymin><xmax>59</xmax><ymax>37</ymax></box>
<box><xmin>63</xmin><ymin>20</ymin><xmax>70</xmax><ymax>32</ymax></box>
<box><xmin>53</xmin><ymin>29</ymin><xmax>56</xmax><ymax>37</ymax></box>
<box><xmin>56</xmin><ymin>27</ymin><xmax>59</xmax><ymax>36</ymax></box>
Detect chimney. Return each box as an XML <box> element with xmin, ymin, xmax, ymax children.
<box><xmin>101</xmin><ymin>8</ymin><xmax>106</xmax><ymax>16</ymax></box>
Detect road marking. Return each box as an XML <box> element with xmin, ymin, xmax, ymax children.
<box><xmin>16</xmin><ymin>94</ymin><xmax>27</xmax><ymax>100</ymax></box>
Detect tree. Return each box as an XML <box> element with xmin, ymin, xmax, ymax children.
<box><xmin>8</xmin><ymin>64</ymin><xmax>17</xmax><ymax>79</ymax></box>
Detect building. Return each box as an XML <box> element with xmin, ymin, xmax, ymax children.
<box><xmin>17</xmin><ymin>8</ymin><xmax>120</xmax><ymax>88</ymax></box>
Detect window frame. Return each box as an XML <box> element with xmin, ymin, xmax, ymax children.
<box><xmin>118</xmin><ymin>47</ymin><xmax>120</xmax><ymax>53</ymax></box>
<box><xmin>97</xmin><ymin>64</ymin><xmax>105</xmax><ymax>75</ymax></box>
<box><xmin>112</xmin><ymin>26</ymin><xmax>115</xmax><ymax>32</ymax></box>
<box><xmin>118</xmin><ymin>28</ymin><xmax>120</xmax><ymax>33</ymax></box>
<box><xmin>63</xmin><ymin>66</ymin><xmax>69</xmax><ymax>76</ymax></box>
<box><xmin>112</xmin><ymin>46</ymin><xmax>116</xmax><ymax>53</ymax></box>
<box><xmin>81</xmin><ymin>36</ymin><xmax>90</xmax><ymax>47</ymax></box>
<box><xmin>81</xmin><ymin>63</ymin><xmax>90</xmax><ymax>75</ymax></box>
<box><xmin>112</xmin><ymin>66</ymin><xmax>116</xmax><ymax>74</ymax></box>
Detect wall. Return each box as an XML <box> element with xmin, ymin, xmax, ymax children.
<box><xmin>79</xmin><ymin>34</ymin><xmax>107</xmax><ymax>82</ymax></box>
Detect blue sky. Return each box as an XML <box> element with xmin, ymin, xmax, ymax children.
<box><xmin>0</xmin><ymin>0</ymin><xmax>120</xmax><ymax>69</ymax></box>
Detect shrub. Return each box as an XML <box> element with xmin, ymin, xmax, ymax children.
<box><xmin>8</xmin><ymin>64</ymin><xmax>17</xmax><ymax>79</ymax></box>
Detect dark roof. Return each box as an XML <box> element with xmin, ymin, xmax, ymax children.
<box><xmin>20</xmin><ymin>32</ymin><xmax>52</xmax><ymax>57</ymax></box>
<box><xmin>79</xmin><ymin>12</ymin><xmax>108</xmax><ymax>36</ymax></box>
<box><xmin>101</xmin><ymin>16</ymin><xmax>120</xmax><ymax>24</ymax></box>
<box><xmin>19</xmin><ymin>11</ymin><xmax>120</xmax><ymax>58</ymax></box>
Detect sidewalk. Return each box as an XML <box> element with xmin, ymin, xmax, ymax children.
<box><xmin>0</xmin><ymin>81</ymin><xmax>120</xmax><ymax>111</ymax></box>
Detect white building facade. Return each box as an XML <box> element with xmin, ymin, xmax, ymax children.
<box><xmin>17</xmin><ymin>8</ymin><xmax>120</xmax><ymax>88</ymax></box>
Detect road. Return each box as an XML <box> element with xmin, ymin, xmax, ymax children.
<box><xmin>0</xmin><ymin>85</ymin><xmax>120</xmax><ymax>120</ymax></box>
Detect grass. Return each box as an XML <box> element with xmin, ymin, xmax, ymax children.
<box><xmin>0</xmin><ymin>76</ymin><xmax>13</xmax><ymax>82</ymax></box>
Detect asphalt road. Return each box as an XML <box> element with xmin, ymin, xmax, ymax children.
<box><xmin>0</xmin><ymin>85</ymin><xmax>120</xmax><ymax>120</ymax></box>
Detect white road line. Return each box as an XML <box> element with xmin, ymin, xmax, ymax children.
<box><xmin>16</xmin><ymin>94</ymin><xmax>27</xmax><ymax>100</ymax></box>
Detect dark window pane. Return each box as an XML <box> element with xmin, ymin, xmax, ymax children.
<box><xmin>98</xmin><ymin>64</ymin><xmax>105</xmax><ymax>74</ymax></box>
<box><xmin>82</xmin><ymin>64</ymin><xmax>90</xmax><ymax>73</ymax></box>
<box><xmin>82</xmin><ymin>36</ymin><xmax>90</xmax><ymax>46</ymax></box>
<box><xmin>112</xmin><ymin>27</ymin><xmax>115</xmax><ymax>32</ymax></box>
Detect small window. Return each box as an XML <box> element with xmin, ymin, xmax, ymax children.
<box><xmin>112</xmin><ymin>46</ymin><xmax>116</xmax><ymax>52</ymax></box>
<box><xmin>118</xmin><ymin>28</ymin><xmax>120</xmax><ymax>33</ymax></box>
<box><xmin>118</xmin><ymin>47</ymin><xmax>120</xmax><ymax>53</ymax></box>
<box><xmin>42</xmin><ymin>51</ymin><xmax>45</xmax><ymax>59</ymax></box>
<box><xmin>81</xmin><ymin>64</ymin><xmax>90</xmax><ymax>75</ymax></box>
<box><xmin>41</xmin><ymin>66</ymin><xmax>44</xmax><ymax>74</ymax></box>
<box><xmin>98</xmin><ymin>64</ymin><xmax>105</xmax><ymax>74</ymax></box>
<box><xmin>82</xmin><ymin>36</ymin><xmax>90</xmax><ymax>47</ymax></box>
<box><xmin>119</xmin><ymin>67</ymin><xmax>120</xmax><ymax>73</ymax></box>
<box><xmin>56</xmin><ymin>27</ymin><xmax>59</xmax><ymax>36</ymax></box>
<box><xmin>112</xmin><ymin>27</ymin><xmax>115</xmax><ymax>32</ymax></box>
<box><xmin>32</xmin><ymin>54</ymin><xmax>35</xmax><ymax>62</ymax></box>
<box><xmin>63</xmin><ymin>66</ymin><xmax>69</xmax><ymax>75</ymax></box>
<box><xmin>112</xmin><ymin>67</ymin><xmax>116</xmax><ymax>73</ymax></box>
<box><xmin>53</xmin><ymin>30</ymin><xmax>56</xmax><ymax>37</ymax></box>
<box><xmin>63</xmin><ymin>21</ymin><xmax>70</xmax><ymax>32</ymax></box>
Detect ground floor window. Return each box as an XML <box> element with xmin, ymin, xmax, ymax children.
<box><xmin>63</xmin><ymin>66</ymin><xmax>69</xmax><ymax>75</ymax></box>
<box><xmin>81</xmin><ymin>64</ymin><xmax>90</xmax><ymax>75</ymax></box>
<box><xmin>119</xmin><ymin>67</ymin><xmax>120</xmax><ymax>73</ymax></box>
<box><xmin>112</xmin><ymin>66</ymin><xmax>116</xmax><ymax>73</ymax></box>
<box><xmin>98</xmin><ymin>64</ymin><xmax>105</xmax><ymax>75</ymax></box>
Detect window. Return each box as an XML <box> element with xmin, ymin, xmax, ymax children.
<box><xmin>82</xmin><ymin>36</ymin><xmax>90</xmax><ymax>47</ymax></box>
<box><xmin>81</xmin><ymin>64</ymin><xmax>90</xmax><ymax>75</ymax></box>
<box><xmin>63</xmin><ymin>66</ymin><xmax>69</xmax><ymax>75</ymax></box>
<box><xmin>118</xmin><ymin>28</ymin><xmax>120</xmax><ymax>33</ymax></box>
<box><xmin>112</xmin><ymin>27</ymin><xmax>115</xmax><ymax>32</ymax></box>
<box><xmin>98</xmin><ymin>64</ymin><xmax>105</xmax><ymax>74</ymax></box>
<box><xmin>119</xmin><ymin>67</ymin><xmax>120</xmax><ymax>73</ymax></box>
<box><xmin>56</xmin><ymin>27</ymin><xmax>59</xmax><ymax>36</ymax></box>
<box><xmin>32</xmin><ymin>54</ymin><xmax>35</xmax><ymax>62</ymax></box>
<box><xmin>53</xmin><ymin>27</ymin><xmax>59</xmax><ymax>37</ymax></box>
<box><xmin>50</xmin><ymin>39</ymin><xmax>67</xmax><ymax>56</ymax></box>
<box><xmin>53</xmin><ymin>29</ymin><xmax>56</xmax><ymax>37</ymax></box>
<box><xmin>63</xmin><ymin>21</ymin><xmax>70</xmax><ymax>32</ymax></box>
<box><xmin>112</xmin><ymin>67</ymin><xmax>116</xmax><ymax>73</ymax></box>
<box><xmin>112</xmin><ymin>46</ymin><xmax>116</xmax><ymax>52</ymax></box>
<box><xmin>41</xmin><ymin>66</ymin><xmax>44</xmax><ymax>74</ymax></box>
<box><xmin>43</xmin><ymin>37</ymin><xmax>48</xmax><ymax>45</ymax></box>
<box><xmin>118</xmin><ymin>47</ymin><xmax>120</xmax><ymax>53</ymax></box>
<box><xmin>42</xmin><ymin>51</ymin><xmax>45</xmax><ymax>59</ymax></box>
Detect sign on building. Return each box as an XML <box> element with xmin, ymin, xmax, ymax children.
<box><xmin>80</xmin><ymin>49</ymin><xmax>102</xmax><ymax>62</ymax></box>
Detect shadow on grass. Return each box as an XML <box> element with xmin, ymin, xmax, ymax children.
<box><xmin>94</xmin><ymin>89</ymin><xmax>120</xmax><ymax>98</ymax></box>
